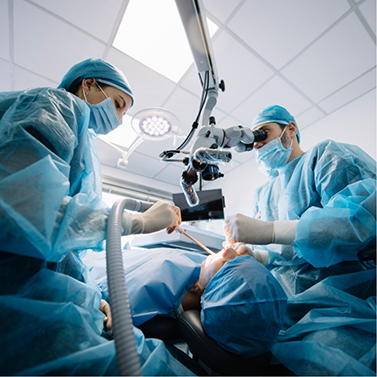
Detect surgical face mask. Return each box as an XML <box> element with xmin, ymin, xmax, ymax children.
<box><xmin>83</xmin><ymin>83</ymin><xmax>122</xmax><ymax>135</ymax></box>
<box><xmin>255</xmin><ymin>127</ymin><xmax>293</xmax><ymax>174</ymax></box>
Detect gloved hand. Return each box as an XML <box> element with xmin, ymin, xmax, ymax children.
<box><xmin>233</xmin><ymin>244</ymin><xmax>270</xmax><ymax>266</ymax></box>
<box><xmin>99</xmin><ymin>299</ymin><xmax>112</xmax><ymax>334</ymax></box>
<box><xmin>129</xmin><ymin>201</ymin><xmax>181</xmax><ymax>235</ymax></box>
<box><xmin>224</xmin><ymin>214</ymin><xmax>274</xmax><ymax>245</ymax></box>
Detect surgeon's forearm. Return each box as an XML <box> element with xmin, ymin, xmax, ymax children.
<box><xmin>273</xmin><ymin>220</ymin><xmax>299</xmax><ymax>245</ymax></box>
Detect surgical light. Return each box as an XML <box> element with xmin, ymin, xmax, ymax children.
<box><xmin>132</xmin><ymin>108</ymin><xmax>179</xmax><ymax>140</ymax></box>
<box><xmin>139</xmin><ymin>115</ymin><xmax>172</xmax><ymax>138</ymax></box>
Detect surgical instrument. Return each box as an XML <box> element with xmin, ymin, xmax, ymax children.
<box><xmin>176</xmin><ymin>227</ymin><xmax>216</xmax><ymax>255</ymax></box>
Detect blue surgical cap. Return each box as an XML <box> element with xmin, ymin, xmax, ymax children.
<box><xmin>251</xmin><ymin>105</ymin><xmax>299</xmax><ymax>142</ymax></box>
<box><xmin>201</xmin><ymin>255</ymin><xmax>287</xmax><ymax>357</ymax></box>
<box><xmin>58</xmin><ymin>58</ymin><xmax>134</xmax><ymax>106</ymax></box>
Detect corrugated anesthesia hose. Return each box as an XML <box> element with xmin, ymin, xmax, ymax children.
<box><xmin>106</xmin><ymin>199</ymin><xmax>153</xmax><ymax>376</ymax></box>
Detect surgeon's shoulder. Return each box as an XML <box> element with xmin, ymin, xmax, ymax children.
<box><xmin>41</xmin><ymin>87</ymin><xmax>88</xmax><ymax>111</ymax></box>
<box><xmin>304</xmin><ymin>139</ymin><xmax>348</xmax><ymax>162</ymax></box>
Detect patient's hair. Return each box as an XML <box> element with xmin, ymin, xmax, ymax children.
<box><xmin>200</xmin><ymin>255</ymin><xmax>287</xmax><ymax>357</ymax></box>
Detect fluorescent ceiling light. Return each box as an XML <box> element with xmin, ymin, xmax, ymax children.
<box><xmin>99</xmin><ymin>114</ymin><xmax>139</xmax><ymax>149</ymax></box>
<box><xmin>114</xmin><ymin>0</ymin><xmax>218</xmax><ymax>83</ymax></box>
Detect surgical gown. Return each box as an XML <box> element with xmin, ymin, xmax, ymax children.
<box><xmin>0</xmin><ymin>88</ymin><xmax>195</xmax><ymax>376</ymax></box>
<box><xmin>252</xmin><ymin>139</ymin><xmax>376</xmax><ymax>375</ymax></box>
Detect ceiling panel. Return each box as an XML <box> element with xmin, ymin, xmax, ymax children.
<box><xmin>318</xmin><ymin>68</ymin><xmax>376</xmax><ymax>113</ymax></box>
<box><xmin>281</xmin><ymin>12</ymin><xmax>376</xmax><ymax>102</ymax></box>
<box><xmin>153</xmin><ymin>164</ymin><xmax>185</xmax><ymax>188</ymax></box>
<box><xmin>0</xmin><ymin>0</ymin><xmax>10</xmax><ymax>61</ymax></box>
<box><xmin>30</xmin><ymin>0</ymin><xmax>124</xmax><ymax>42</ymax></box>
<box><xmin>226</xmin><ymin>0</ymin><xmax>351</xmax><ymax>69</ymax></box>
<box><xmin>95</xmin><ymin>138</ymin><xmax>123</xmax><ymax>167</ymax></box>
<box><xmin>107</xmin><ymin>47</ymin><xmax>177</xmax><ymax>117</ymax></box>
<box><xmin>203</xmin><ymin>0</ymin><xmax>243</xmax><ymax>24</ymax></box>
<box><xmin>0</xmin><ymin>59</ymin><xmax>13</xmax><ymax>91</ymax></box>
<box><xmin>124</xmin><ymin>150</ymin><xmax>167</xmax><ymax>178</ymax></box>
<box><xmin>211</xmin><ymin>31</ymin><xmax>275</xmax><ymax>114</ymax></box>
<box><xmin>231</xmin><ymin>75</ymin><xmax>313</xmax><ymax>125</ymax></box>
<box><xmin>14</xmin><ymin>66</ymin><xmax>57</xmax><ymax>91</ymax></box>
<box><xmin>232</xmin><ymin>149</ymin><xmax>256</xmax><ymax>164</ymax></box>
<box><xmin>163</xmin><ymin>87</ymin><xmax>202</xmax><ymax>135</ymax></box>
<box><xmin>295</xmin><ymin>106</ymin><xmax>325</xmax><ymax>131</ymax></box>
<box><xmin>179</xmin><ymin>64</ymin><xmax>206</xmax><ymax>97</ymax></box>
<box><xmin>131</xmin><ymin>137</ymin><xmax>183</xmax><ymax>160</ymax></box>
<box><xmin>2</xmin><ymin>0</ymin><xmax>375</xmax><ymax>195</ymax></box>
<box><xmin>13</xmin><ymin>0</ymin><xmax>106</xmax><ymax>82</ymax></box>
<box><xmin>359</xmin><ymin>0</ymin><xmax>376</xmax><ymax>34</ymax></box>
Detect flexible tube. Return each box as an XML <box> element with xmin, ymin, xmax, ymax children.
<box><xmin>106</xmin><ymin>199</ymin><xmax>153</xmax><ymax>376</ymax></box>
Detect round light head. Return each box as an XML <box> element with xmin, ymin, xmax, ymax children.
<box><xmin>139</xmin><ymin>115</ymin><xmax>172</xmax><ymax>137</ymax></box>
<box><xmin>131</xmin><ymin>108</ymin><xmax>179</xmax><ymax>141</ymax></box>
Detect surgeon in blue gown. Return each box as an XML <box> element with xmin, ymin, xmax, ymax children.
<box><xmin>224</xmin><ymin>105</ymin><xmax>376</xmax><ymax>376</ymax></box>
<box><xmin>0</xmin><ymin>58</ymin><xmax>195</xmax><ymax>376</ymax></box>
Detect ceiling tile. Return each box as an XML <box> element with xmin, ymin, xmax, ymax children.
<box><xmin>179</xmin><ymin>64</ymin><xmax>206</xmax><ymax>98</ymax></box>
<box><xmin>295</xmin><ymin>106</ymin><xmax>325</xmax><ymax>131</ymax></box>
<box><xmin>30</xmin><ymin>0</ymin><xmax>124</xmax><ymax>42</ymax></box>
<box><xmin>133</xmin><ymin>137</ymin><xmax>183</xmax><ymax>160</ymax></box>
<box><xmin>214</xmin><ymin>114</ymin><xmax>244</xmax><ymax>130</ymax></box>
<box><xmin>0</xmin><ymin>59</ymin><xmax>13</xmax><ymax>91</ymax></box>
<box><xmin>299</xmin><ymin>89</ymin><xmax>376</xmax><ymax>159</ymax></box>
<box><xmin>203</xmin><ymin>0</ymin><xmax>242</xmax><ymax>24</ymax></box>
<box><xmin>281</xmin><ymin>13</ymin><xmax>376</xmax><ymax>103</ymax></box>
<box><xmin>153</xmin><ymin>165</ymin><xmax>184</xmax><ymax>188</ymax></box>
<box><xmin>0</xmin><ymin>0</ymin><xmax>10</xmax><ymax>61</ymax></box>
<box><xmin>211</xmin><ymin>32</ymin><xmax>275</xmax><ymax>113</ymax></box>
<box><xmin>232</xmin><ymin>149</ymin><xmax>256</xmax><ymax>164</ymax></box>
<box><xmin>14</xmin><ymin>65</ymin><xmax>57</xmax><ymax>90</ymax></box>
<box><xmin>163</xmin><ymin>87</ymin><xmax>203</xmax><ymax>135</ymax></box>
<box><xmin>227</xmin><ymin>0</ymin><xmax>350</xmax><ymax>69</ymax></box>
<box><xmin>121</xmin><ymin>150</ymin><xmax>166</xmax><ymax>178</ymax></box>
<box><xmin>231</xmin><ymin>75</ymin><xmax>312</xmax><ymax>125</ymax></box>
<box><xmin>359</xmin><ymin>0</ymin><xmax>376</xmax><ymax>35</ymax></box>
<box><xmin>95</xmin><ymin>138</ymin><xmax>123</xmax><ymax>167</ymax></box>
<box><xmin>318</xmin><ymin>68</ymin><xmax>376</xmax><ymax>113</ymax></box>
<box><xmin>107</xmin><ymin>47</ymin><xmax>177</xmax><ymax>117</ymax></box>
<box><xmin>13</xmin><ymin>0</ymin><xmax>106</xmax><ymax>82</ymax></box>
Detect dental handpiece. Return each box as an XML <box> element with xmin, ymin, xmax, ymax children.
<box><xmin>176</xmin><ymin>227</ymin><xmax>216</xmax><ymax>255</ymax></box>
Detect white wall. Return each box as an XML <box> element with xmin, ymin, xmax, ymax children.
<box><xmin>206</xmin><ymin>89</ymin><xmax>376</xmax><ymax>235</ymax></box>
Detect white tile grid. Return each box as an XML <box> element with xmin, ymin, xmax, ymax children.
<box><xmin>30</xmin><ymin>0</ymin><xmax>125</xmax><ymax>42</ymax></box>
<box><xmin>281</xmin><ymin>12</ymin><xmax>376</xmax><ymax>103</ymax></box>
<box><xmin>13</xmin><ymin>0</ymin><xmax>106</xmax><ymax>82</ymax></box>
<box><xmin>226</xmin><ymin>0</ymin><xmax>351</xmax><ymax>69</ymax></box>
<box><xmin>2</xmin><ymin>0</ymin><xmax>375</xmax><ymax>189</ymax></box>
<box><xmin>358</xmin><ymin>0</ymin><xmax>377</xmax><ymax>35</ymax></box>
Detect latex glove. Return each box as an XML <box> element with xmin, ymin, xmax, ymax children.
<box><xmin>224</xmin><ymin>214</ymin><xmax>274</xmax><ymax>245</ymax></box>
<box><xmin>99</xmin><ymin>299</ymin><xmax>112</xmax><ymax>334</ymax></box>
<box><xmin>128</xmin><ymin>200</ymin><xmax>181</xmax><ymax>235</ymax></box>
<box><xmin>233</xmin><ymin>244</ymin><xmax>270</xmax><ymax>266</ymax></box>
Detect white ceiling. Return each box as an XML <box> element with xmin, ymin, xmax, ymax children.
<box><xmin>1</xmin><ymin>0</ymin><xmax>376</xmax><ymax>196</ymax></box>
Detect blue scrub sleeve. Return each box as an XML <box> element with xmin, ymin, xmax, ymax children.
<box><xmin>0</xmin><ymin>88</ymin><xmax>110</xmax><ymax>262</ymax></box>
<box><xmin>294</xmin><ymin>142</ymin><xmax>376</xmax><ymax>267</ymax></box>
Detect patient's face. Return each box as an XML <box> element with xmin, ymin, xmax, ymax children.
<box><xmin>198</xmin><ymin>248</ymin><xmax>238</xmax><ymax>291</ymax></box>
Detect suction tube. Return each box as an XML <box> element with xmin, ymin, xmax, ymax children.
<box><xmin>106</xmin><ymin>199</ymin><xmax>153</xmax><ymax>376</ymax></box>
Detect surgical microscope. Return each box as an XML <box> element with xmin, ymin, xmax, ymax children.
<box><xmin>158</xmin><ymin>1</ymin><xmax>267</xmax><ymax>207</ymax></box>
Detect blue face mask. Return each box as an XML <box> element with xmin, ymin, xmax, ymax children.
<box><xmin>255</xmin><ymin>127</ymin><xmax>293</xmax><ymax>175</ymax></box>
<box><xmin>83</xmin><ymin>83</ymin><xmax>122</xmax><ymax>135</ymax></box>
